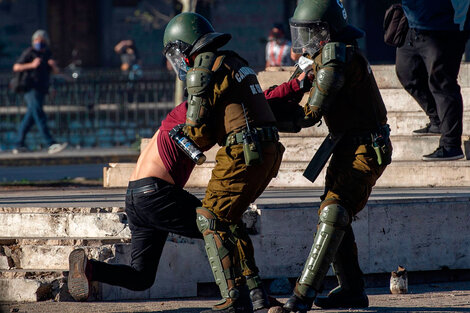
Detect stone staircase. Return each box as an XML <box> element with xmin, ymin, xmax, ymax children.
<box><xmin>1</xmin><ymin>188</ymin><xmax>470</xmax><ymax>302</ymax></box>
<box><xmin>2</xmin><ymin>64</ymin><xmax>470</xmax><ymax>303</ymax></box>
<box><xmin>103</xmin><ymin>64</ymin><xmax>470</xmax><ymax>188</ymax></box>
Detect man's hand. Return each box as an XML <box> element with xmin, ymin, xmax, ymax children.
<box><xmin>48</xmin><ymin>59</ymin><xmax>60</xmax><ymax>74</ymax></box>
<box><xmin>31</xmin><ymin>57</ymin><xmax>41</xmax><ymax>69</ymax></box>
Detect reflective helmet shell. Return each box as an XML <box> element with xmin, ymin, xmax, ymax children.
<box><xmin>291</xmin><ymin>0</ymin><xmax>363</xmax><ymax>38</ymax></box>
<box><xmin>163</xmin><ymin>12</ymin><xmax>231</xmax><ymax>58</ymax></box>
<box><xmin>163</xmin><ymin>12</ymin><xmax>214</xmax><ymax>53</ymax></box>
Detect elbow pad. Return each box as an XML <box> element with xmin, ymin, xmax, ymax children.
<box><xmin>307</xmin><ymin>66</ymin><xmax>345</xmax><ymax>113</ymax></box>
<box><xmin>307</xmin><ymin>42</ymin><xmax>347</xmax><ymax>114</ymax></box>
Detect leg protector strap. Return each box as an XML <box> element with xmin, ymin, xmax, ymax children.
<box><xmin>196</xmin><ymin>207</ymin><xmax>242</xmax><ymax>300</ymax></box>
<box><xmin>297</xmin><ymin>203</ymin><xmax>350</xmax><ymax>297</ymax></box>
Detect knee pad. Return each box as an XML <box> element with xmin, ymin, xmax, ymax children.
<box><xmin>319</xmin><ymin>204</ymin><xmax>350</xmax><ymax>228</ymax></box>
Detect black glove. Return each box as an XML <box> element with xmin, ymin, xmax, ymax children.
<box><xmin>298</xmin><ymin>70</ymin><xmax>314</xmax><ymax>93</ymax></box>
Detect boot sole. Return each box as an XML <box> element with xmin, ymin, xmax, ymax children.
<box><xmin>68</xmin><ymin>248</ymin><xmax>89</xmax><ymax>301</ymax></box>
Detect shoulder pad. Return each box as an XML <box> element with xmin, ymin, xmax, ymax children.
<box><xmin>322</xmin><ymin>42</ymin><xmax>347</xmax><ymax>65</ymax></box>
<box><xmin>193</xmin><ymin>51</ymin><xmax>217</xmax><ymax>69</ymax></box>
<box><xmin>186</xmin><ymin>67</ymin><xmax>212</xmax><ymax>96</ymax></box>
<box><xmin>186</xmin><ymin>52</ymin><xmax>217</xmax><ymax>96</ymax></box>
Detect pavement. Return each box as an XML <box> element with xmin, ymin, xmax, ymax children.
<box><xmin>1</xmin><ymin>148</ymin><xmax>470</xmax><ymax>312</ymax></box>
<box><xmin>0</xmin><ymin>281</ymin><xmax>469</xmax><ymax>313</ymax></box>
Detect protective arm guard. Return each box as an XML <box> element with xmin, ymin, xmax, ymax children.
<box><xmin>184</xmin><ymin>52</ymin><xmax>218</xmax><ymax>149</ymax></box>
<box><xmin>186</xmin><ymin>52</ymin><xmax>217</xmax><ymax>126</ymax></box>
<box><xmin>305</xmin><ymin>42</ymin><xmax>347</xmax><ymax>123</ymax></box>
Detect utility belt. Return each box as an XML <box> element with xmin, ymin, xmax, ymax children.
<box><xmin>341</xmin><ymin>124</ymin><xmax>391</xmax><ymax>146</ymax></box>
<box><xmin>224</xmin><ymin>126</ymin><xmax>279</xmax><ymax>146</ymax></box>
<box><xmin>224</xmin><ymin>126</ymin><xmax>279</xmax><ymax>166</ymax></box>
<box><xmin>342</xmin><ymin>124</ymin><xmax>392</xmax><ymax>165</ymax></box>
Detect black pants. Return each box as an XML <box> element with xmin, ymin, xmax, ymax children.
<box><xmin>396</xmin><ymin>28</ymin><xmax>469</xmax><ymax>148</ymax></box>
<box><xmin>90</xmin><ymin>177</ymin><xmax>202</xmax><ymax>291</ymax></box>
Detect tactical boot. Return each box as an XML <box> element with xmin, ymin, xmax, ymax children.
<box><xmin>201</xmin><ymin>285</ymin><xmax>253</xmax><ymax>313</ymax></box>
<box><xmin>314</xmin><ymin>286</ymin><xmax>368</xmax><ymax>309</ymax></box>
<box><xmin>314</xmin><ymin>225</ymin><xmax>368</xmax><ymax>309</ymax></box>
<box><xmin>68</xmin><ymin>248</ymin><xmax>92</xmax><ymax>301</ymax></box>
<box><xmin>249</xmin><ymin>286</ymin><xmax>283</xmax><ymax>312</ymax></box>
<box><xmin>283</xmin><ymin>293</ymin><xmax>314</xmax><ymax>313</ymax></box>
<box><xmin>249</xmin><ymin>286</ymin><xmax>269</xmax><ymax>312</ymax></box>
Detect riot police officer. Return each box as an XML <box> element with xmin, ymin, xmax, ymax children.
<box><xmin>283</xmin><ymin>0</ymin><xmax>393</xmax><ymax>312</ymax></box>
<box><xmin>163</xmin><ymin>13</ymin><xmax>285</xmax><ymax>313</ymax></box>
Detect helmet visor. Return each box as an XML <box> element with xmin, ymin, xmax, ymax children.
<box><xmin>290</xmin><ymin>20</ymin><xmax>330</xmax><ymax>56</ymax></box>
<box><xmin>164</xmin><ymin>44</ymin><xmax>190</xmax><ymax>81</ymax></box>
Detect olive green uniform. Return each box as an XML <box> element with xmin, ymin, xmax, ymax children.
<box><xmin>289</xmin><ymin>43</ymin><xmax>393</xmax><ymax>309</ymax></box>
<box><xmin>311</xmin><ymin>47</ymin><xmax>392</xmax><ymax>215</ymax></box>
<box><xmin>185</xmin><ymin>51</ymin><xmax>284</xmax><ymax>310</ymax></box>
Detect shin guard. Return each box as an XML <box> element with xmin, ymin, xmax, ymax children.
<box><xmin>296</xmin><ymin>203</ymin><xmax>350</xmax><ymax>298</ymax></box>
<box><xmin>196</xmin><ymin>207</ymin><xmax>243</xmax><ymax>309</ymax></box>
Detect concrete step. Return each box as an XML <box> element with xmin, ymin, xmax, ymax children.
<box><xmin>143</xmin><ymin>135</ymin><xmax>468</xmax><ymax>163</ymax></box>
<box><xmin>1</xmin><ymin>189</ymin><xmax>469</xmax><ymax>301</ymax></box>
<box><xmin>0</xmin><ymin>270</ymin><xmax>65</xmax><ymax>302</ymax></box>
<box><xmin>381</xmin><ymin>87</ymin><xmax>470</xmax><ymax>112</ymax></box>
<box><xmin>260</xmin><ymin>79</ymin><xmax>470</xmax><ymax>114</ymax></box>
<box><xmin>274</xmin><ymin>111</ymin><xmax>470</xmax><ymax>138</ymax></box>
<box><xmin>0</xmin><ymin>211</ymin><xmax>130</xmax><ymax>239</ymax></box>
<box><xmin>0</xmin><ymin>239</ymin><xmax>130</xmax><ymax>270</ymax></box>
<box><xmin>259</xmin><ymin>63</ymin><xmax>470</xmax><ymax>90</ymax></box>
<box><xmin>104</xmin><ymin>159</ymin><xmax>470</xmax><ymax>188</ymax></box>
<box><xmin>142</xmin><ymin>111</ymin><xmax>470</xmax><ymax>148</ymax></box>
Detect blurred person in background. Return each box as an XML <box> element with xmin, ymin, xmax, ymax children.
<box><xmin>114</xmin><ymin>39</ymin><xmax>143</xmax><ymax>81</ymax></box>
<box><xmin>396</xmin><ymin>0</ymin><xmax>470</xmax><ymax>161</ymax></box>
<box><xmin>265</xmin><ymin>23</ymin><xmax>294</xmax><ymax>68</ymax></box>
<box><xmin>12</xmin><ymin>29</ymin><xmax>67</xmax><ymax>154</ymax></box>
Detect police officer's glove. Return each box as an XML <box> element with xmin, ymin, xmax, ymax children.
<box><xmin>182</xmin><ymin>124</ymin><xmax>215</xmax><ymax>151</ymax></box>
<box><xmin>302</xmin><ymin>103</ymin><xmax>322</xmax><ymax>127</ymax></box>
<box><xmin>297</xmin><ymin>70</ymin><xmax>314</xmax><ymax>93</ymax></box>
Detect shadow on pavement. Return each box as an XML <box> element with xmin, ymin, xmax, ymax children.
<box><xmin>129</xmin><ymin>309</ymin><xmax>205</xmax><ymax>313</ymax></box>
<box><xmin>367</xmin><ymin>308</ymin><xmax>470</xmax><ymax>312</ymax></box>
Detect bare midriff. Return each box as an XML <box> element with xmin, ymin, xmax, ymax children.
<box><xmin>129</xmin><ymin>130</ymin><xmax>175</xmax><ymax>184</ymax></box>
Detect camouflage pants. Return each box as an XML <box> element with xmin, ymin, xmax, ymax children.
<box><xmin>202</xmin><ymin>141</ymin><xmax>285</xmax><ymax>276</ymax></box>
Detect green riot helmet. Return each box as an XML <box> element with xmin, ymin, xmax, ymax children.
<box><xmin>290</xmin><ymin>0</ymin><xmax>364</xmax><ymax>55</ymax></box>
<box><xmin>163</xmin><ymin>12</ymin><xmax>231</xmax><ymax>80</ymax></box>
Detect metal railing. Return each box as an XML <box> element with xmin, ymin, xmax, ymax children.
<box><xmin>0</xmin><ymin>69</ymin><xmax>176</xmax><ymax>150</ymax></box>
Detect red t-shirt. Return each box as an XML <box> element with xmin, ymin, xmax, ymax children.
<box><xmin>157</xmin><ymin>79</ymin><xmax>303</xmax><ymax>188</ymax></box>
<box><xmin>157</xmin><ymin>101</ymin><xmax>195</xmax><ymax>188</ymax></box>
